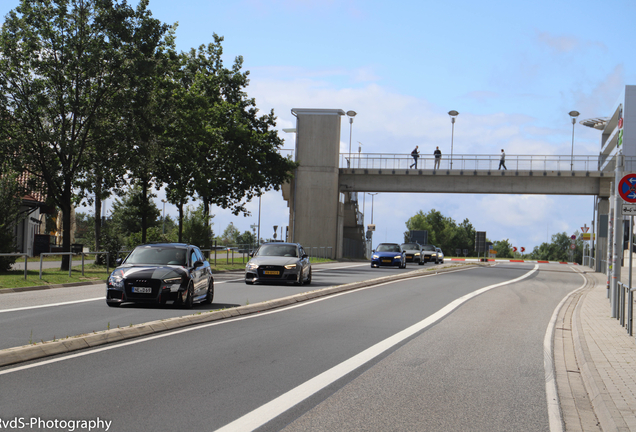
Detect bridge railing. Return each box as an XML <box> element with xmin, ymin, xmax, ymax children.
<box><xmin>340</xmin><ymin>154</ymin><xmax>636</xmax><ymax>172</ymax></box>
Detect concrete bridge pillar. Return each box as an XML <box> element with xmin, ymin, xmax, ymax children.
<box><xmin>287</xmin><ymin>109</ymin><xmax>345</xmax><ymax>259</ymax></box>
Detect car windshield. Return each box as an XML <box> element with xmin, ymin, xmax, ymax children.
<box><xmin>401</xmin><ymin>243</ymin><xmax>419</xmax><ymax>250</ymax></box>
<box><xmin>422</xmin><ymin>245</ymin><xmax>436</xmax><ymax>251</ymax></box>
<box><xmin>377</xmin><ymin>244</ymin><xmax>401</xmax><ymax>253</ymax></box>
<box><xmin>125</xmin><ymin>247</ymin><xmax>187</xmax><ymax>266</ymax></box>
<box><xmin>257</xmin><ymin>244</ymin><xmax>298</xmax><ymax>257</ymax></box>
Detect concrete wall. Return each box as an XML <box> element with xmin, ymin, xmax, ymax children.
<box><xmin>288</xmin><ymin>109</ymin><xmax>345</xmax><ymax>258</ymax></box>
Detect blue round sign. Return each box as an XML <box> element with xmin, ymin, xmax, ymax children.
<box><xmin>619</xmin><ymin>174</ymin><xmax>636</xmax><ymax>203</ymax></box>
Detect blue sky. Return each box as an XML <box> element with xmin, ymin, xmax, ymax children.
<box><xmin>3</xmin><ymin>0</ymin><xmax>636</xmax><ymax>253</ymax></box>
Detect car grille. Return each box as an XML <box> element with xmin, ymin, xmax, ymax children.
<box><xmin>257</xmin><ymin>265</ymin><xmax>286</xmax><ymax>279</ymax></box>
<box><xmin>124</xmin><ymin>278</ymin><xmax>161</xmax><ymax>299</ymax></box>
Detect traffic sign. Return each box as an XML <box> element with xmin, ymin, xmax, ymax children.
<box><xmin>513</xmin><ymin>247</ymin><xmax>517</xmax><ymax>252</ymax></box>
<box><xmin>571</xmin><ymin>235</ymin><xmax>576</xmax><ymax>240</ymax></box>
<box><xmin>570</xmin><ymin>244</ymin><xmax>576</xmax><ymax>250</ymax></box>
<box><xmin>618</xmin><ymin>173</ymin><xmax>636</xmax><ymax>203</ymax></box>
<box><xmin>623</xmin><ymin>204</ymin><xmax>636</xmax><ymax>214</ymax></box>
<box><xmin>581</xmin><ymin>225</ymin><xmax>589</xmax><ymax>233</ymax></box>
<box><xmin>521</xmin><ymin>247</ymin><xmax>525</xmax><ymax>252</ymax></box>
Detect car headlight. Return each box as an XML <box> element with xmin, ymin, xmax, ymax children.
<box><xmin>162</xmin><ymin>276</ymin><xmax>182</xmax><ymax>284</ymax></box>
<box><xmin>394</xmin><ymin>255</ymin><xmax>402</xmax><ymax>259</ymax></box>
<box><xmin>246</xmin><ymin>262</ymin><xmax>258</xmax><ymax>270</ymax></box>
<box><xmin>372</xmin><ymin>254</ymin><xmax>379</xmax><ymax>259</ymax></box>
<box><xmin>432</xmin><ymin>253</ymin><xmax>437</xmax><ymax>257</ymax></box>
<box><xmin>284</xmin><ymin>263</ymin><xmax>298</xmax><ymax>269</ymax></box>
<box><xmin>415</xmin><ymin>253</ymin><xmax>420</xmax><ymax>256</ymax></box>
<box><xmin>107</xmin><ymin>270</ymin><xmax>125</xmax><ymax>289</ymax></box>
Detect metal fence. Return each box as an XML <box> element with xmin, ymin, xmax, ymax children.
<box><xmin>340</xmin><ymin>153</ymin><xmax>636</xmax><ymax>172</ymax></box>
<box><xmin>617</xmin><ymin>281</ymin><xmax>635</xmax><ymax>336</ymax></box>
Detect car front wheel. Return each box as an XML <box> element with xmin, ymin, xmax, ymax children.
<box><xmin>202</xmin><ymin>280</ymin><xmax>214</xmax><ymax>304</ymax></box>
<box><xmin>178</xmin><ymin>284</ymin><xmax>194</xmax><ymax>309</ymax></box>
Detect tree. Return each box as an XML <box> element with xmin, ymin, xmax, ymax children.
<box><xmin>181</xmin><ymin>36</ymin><xmax>297</xmax><ymax>224</ymax></box>
<box><xmin>0</xmin><ymin>168</ymin><xmax>24</xmax><ymax>270</ymax></box>
<box><xmin>220</xmin><ymin>223</ymin><xmax>240</xmax><ymax>245</ymax></box>
<box><xmin>236</xmin><ymin>231</ymin><xmax>255</xmax><ymax>247</ymax></box>
<box><xmin>530</xmin><ymin>231</ymin><xmax>582</xmax><ymax>263</ymax></box>
<box><xmin>182</xmin><ymin>204</ymin><xmax>214</xmax><ymax>247</ymax></box>
<box><xmin>492</xmin><ymin>239</ymin><xmax>514</xmax><ymax>259</ymax></box>
<box><xmin>0</xmin><ymin>0</ymin><xmax>169</xmax><ymax>270</ymax></box>
<box><xmin>109</xmin><ymin>186</ymin><xmax>161</xmax><ymax>244</ymax></box>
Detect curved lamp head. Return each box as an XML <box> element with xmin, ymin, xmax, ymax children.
<box><xmin>448</xmin><ymin>110</ymin><xmax>459</xmax><ymax>117</ymax></box>
<box><xmin>346</xmin><ymin>110</ymin><xmax>357</xmax><ymax>117</ymax></box>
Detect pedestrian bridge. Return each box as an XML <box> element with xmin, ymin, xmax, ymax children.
<box><xmin>338</xmin><ymin>153</ymin><xmax>626</xmax><ymax>197</ymax></box>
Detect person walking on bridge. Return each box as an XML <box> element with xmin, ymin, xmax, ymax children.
<box><xmin>410</xmin><ymin>146</ymin><xmax>420</xmax><ymax>169</ymax></box>
<box><xmin>433</xmin><ymin>146</ymin><xmax>442</xmax><ymax>170</ymax></box>
<box><xmin>498</xmin><ymin>149</ymin><xmax>507</xmax><ymax>170</ymax></box>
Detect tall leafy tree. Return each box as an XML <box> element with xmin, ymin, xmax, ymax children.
<box><xmin>0</xmin><ymin>0</ymin><xmax>169</xmax><ymax>269</ymax></box>
<box><xmin>0</xmin><ymin>168</ymin><xmax>24</xmax><ymax>270</ymax></box>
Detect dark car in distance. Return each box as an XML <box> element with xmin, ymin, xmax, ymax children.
<box><xmin>106</xmin><ymin>243</ymin><xmax>214</xmax><ymax>308</ymax></box>
<box><xmin>400</xmin><ymin>242</ymin><xmax>423</xmax><ymax>264</ymax></box>
<box><xmin>245</xmin><ymin>242</ymin><xmax>312</xmax><ymax>285</ymax></box>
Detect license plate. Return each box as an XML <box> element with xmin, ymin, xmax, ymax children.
<box><xmin>382</xmin><ymin>259</ymin><xmax>391</xmax><ymax>263</ymax></box>
<box><xmin>132</xmin><ymin>286</ymin><xmax>152</xmax><ymax>294</ymax></box>
<box><xmin>264</xmin><ymin>270</ymin><xmax>280</xmax><ymax>275</ymax></box>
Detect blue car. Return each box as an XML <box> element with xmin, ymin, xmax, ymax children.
<box><xmin>371</xmin><ymin>243</ymin><xmax>406</xmax><ymax>268</ymax></box>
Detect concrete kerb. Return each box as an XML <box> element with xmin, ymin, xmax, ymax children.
<box><xmin>0</xmin><ymin>263</ymin><xmax>482</xmax><ymax>368</ymax></box>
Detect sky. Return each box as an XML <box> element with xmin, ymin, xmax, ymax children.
<box><xmin>3</xmin><ymin>0</ymin><xmax>636</xmax><ymax>252</ymax></box>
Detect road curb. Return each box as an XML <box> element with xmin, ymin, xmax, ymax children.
<box><xmin>0</xmin><ymin>263</ymin><xmax>482</xmax><ymax>368</ymax></box>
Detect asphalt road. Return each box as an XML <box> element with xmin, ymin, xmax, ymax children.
<box><xmin>0</xmin><ymin>262</ymin><xmax>584</xmax><ymax>431</ymax></box>
<box><xmin>0</xmin><ymin>261</ymin><xmax>407</xmax><ymax>350</ymax></box>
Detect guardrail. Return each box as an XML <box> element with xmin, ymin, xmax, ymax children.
<box><xmin>340</xmin><ymin>153</ymin><xmax>636</xmax><ymax>172</ymax></box>
<box><xmin>617</xmin><ymin>281</ymin><xmax>634</xmax><ymax>336</ymax></box>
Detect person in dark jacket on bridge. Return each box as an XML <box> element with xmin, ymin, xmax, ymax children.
<box><xmin>410</xmin><ymin>146</ymin><xmax>420</xmax><ymax>169</ymax></box>
<box><xmin>434</xmin><ymin>146</ymin><xmax>442</xmax><ymax>170</ymax></box>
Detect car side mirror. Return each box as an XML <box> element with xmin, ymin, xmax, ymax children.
<box><xmin>115</xmin><ymin>258</ymin><xmax>122</xmax><ymax>266</ymax></box>
<box><xmin>302</xmin><ymin>253</ymin><xmax>308</xmax><ymax>259</ymax></box>
<box><xmin>250</xmin><ymin>252</ymin><xmax>255</xmax><ymax>257</ymax></box>
<box><xmin>193</xmin><ymin>260</ymin><xmax>203</xmax><ymax>268</ymax></box>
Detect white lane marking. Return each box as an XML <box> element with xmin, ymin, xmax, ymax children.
<box><xmin>544</xmin><ymin>266</ymin><xmax>587</xmax><ymax>432</ymax></box>
<box><xmin>215</xmin><ymin>264</ymin><xmax>540</xmax><ymax>432</ymax></box>
<box><xmin>0</xmin><ymin>297</ymin><xmax>104</xmax><ymax>313</ymax></box>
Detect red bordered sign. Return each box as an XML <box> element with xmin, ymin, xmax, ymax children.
<box><xmin>619</xmin><ymin>173</ymin><xmax>636</xmax><ymax>203</ymax></box>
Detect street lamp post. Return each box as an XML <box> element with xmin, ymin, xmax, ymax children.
<box><xmin>368</xmin><ymin>193</ymin><xmax>378</xmax><ymax>224</ymax></box>
<box><xmin>569</xmin><ymin>110</ymin><xmax>580</xmax><ymax>170</ymax></box>
<box><xmin>161</xmin><ymin>199</ymin><xmax>167</xmax><ymax>234</ymax></box>
<box><xmin>448</xmin><ymin>110</ymin><xmax>459</xmax><ymax>169</ymax></box>
<box><xmin>347</xmin><ymin>110</ymin><xmax>357</xmax><ymax>168</ymax></box>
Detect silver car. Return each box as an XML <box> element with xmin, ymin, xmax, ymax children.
<box><xmin>245</xmin><ymin>242</ymin><xmax>312</xmax><ymax>285</ymax></box>
<box><xmin>433</xmin><ymin>247</ymin><xmax>444</xmax><ymax>264</ymax></box>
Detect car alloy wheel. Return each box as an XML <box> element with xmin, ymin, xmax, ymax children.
<box><xmin>202</xmin><ymin>280</ymin><xmax>214</xmax><ymax>304</ymax></box>
<box><xmin>306</xmin><ymin>269</ymin><xmax>312</xmax><ymax>285</ymax></box>
<box><xmin>179</xmin><ymin>284</ymin><xmax>194</xmax><ymax>309</ymax></box>
<box><xmin>296</xmin><ymin>269</ymin><xmax>304</xmax><ymax>286</ymax></box>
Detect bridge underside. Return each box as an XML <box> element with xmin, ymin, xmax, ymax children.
<box><xmin>339</xmin><ymin>169</ymin><xmax>612</xmax><ymax>197</ymax></box>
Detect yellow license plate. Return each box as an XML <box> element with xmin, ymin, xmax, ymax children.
<box><xmin>382</xmin><ymin>259</ymin><xmax>391</xmax><ymax>263</ymax></box>
<box><xmin>264</xmin><ymin>270</ymin><xmax>280</xmax><ymax>275</ymax></box>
